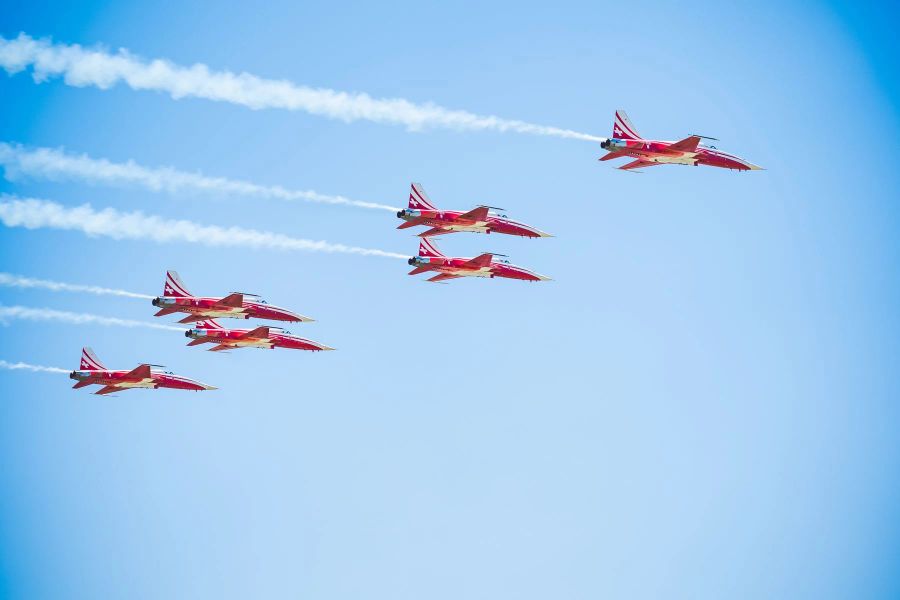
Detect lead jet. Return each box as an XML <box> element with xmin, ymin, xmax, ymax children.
<box><xmin>152</xmin><ymin>270</ymin><xmax>311</xmax><ymax>324</ymax></box>
<box><xmin>598</xmin><ymin>110</ymin><xmax>763</xmax><ymax>171</ymax></box>
<box><xmin>397</xmin><ymin>183</ymin><xmax>552</xmax><ymax>238</ymax></box>
<box><xmin>185</xmin><ymin>319</ymin><xmax>335</xmax><ymax>352</ymax></box>
<box><xmin>407</xmin><ymin>238</ymin><xmax>550</xmax><ymax>283</ymax></box>
<box><xmin>69</xmin><ymin>347</ymin><xmax>216</xmax><ymax>395</ymax></box>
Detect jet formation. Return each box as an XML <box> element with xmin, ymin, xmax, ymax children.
<box><xmin>59</xmin><ymin>110</ymin><xmax>760</xmax><ymax>393</ymax></box>
<box><xmin>398</xmin><ymin>184</ymin><xmax>552</xmax><ymax>284</ymax></box>
<box><xmin>599</xmin><ymin>110</ymin><xmax>762</xmax><ymax>171</ymax></box>
<box><xmin>71</xmin><ymin>271</ymin><xmax>333</xmax><ymax>395</ymax></box>
<box><xmin>70</xmin><ymin>347</ymin><xmax>215</xmax><ymax>395</ymax></box>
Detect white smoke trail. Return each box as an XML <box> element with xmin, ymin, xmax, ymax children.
<box><xmin>0</xmin><ymin>359</ymin><xmax>69</xmax><ymax>374</ymax></box>
<box><xmin>0</xmin><ymin>272</ymin><xmax>153</xmax><ymax>299</ymax></box>
<box><xmin>0</xmin><ymin>305</ymin><xmax>183</xmax><ymax>332</ymax></box>
<box><xmin>0</xmin><ymin>195</ymin><xmax>408</xmax><ymax>259</ymax></box>
<box><xmin>0</xmin><ymin>142</ymin><xmax>399</xmax><ymax>212</ymax></box>
<box><xmin>0</xmin><ymin>33</ymin><xmax>603</xmax><ymax>142</ymax></box>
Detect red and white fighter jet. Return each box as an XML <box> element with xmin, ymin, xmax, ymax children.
<box><xmin>407</xmin><ymin>238</ymin><xmax>550</xmax><ymax>283</ymax></box>
<box><xmin>184</xmin><ymin>319</ymin><xmax>335</xmax><ymax>352</ymax></box>
<box><xmin>397</xmin><ymin>183</ymin><xmax>552</xmax><ymax>238</ymax></box>
<box><xmin>152</xmin><ymin>270</ymin><xmax>311</xmax><ymax>324</ymax></box>
<box><xmin>69</xmin><ymin>347</ymin><xmax>216</xmax><ymax>395</ymax></box>
<box><xmin>599</xmin><ymin>110</ymin><xmax>763</xmax><ymax>171</ymax></box>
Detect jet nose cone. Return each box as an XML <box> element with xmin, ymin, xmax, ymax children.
<box><xmin>280</xmin><ymin>310</ymin><xmax>313</xmax><ymax>322</ymax></box>
<box><xmin>535</xmin><ymin>273</ymin><xmax>553</xmax><ymax>281</ymax></box>
<box><xmin>748</xmin><ymin>163</ymin><xmax>765</xmax><ymax>171</ymax></box>
<box><xmin>200</xmin><ymin>383</ymin><xmax>217</xmax><ymax>391</ymax></box>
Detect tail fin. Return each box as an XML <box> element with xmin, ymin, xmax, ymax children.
<box><xmin>419</xmin><ymin>238</ymin><xmax>445</xmax><ymax>258</ymax></box>
<box><xmin>409</xmin><ymin>183</ymin><xmax>438</xmax><ymax>210</ymax></box>
<box><xmin>164</xmin><ymin>270</ymin><xmax>192</xmax><ymax>298</ymax></box>
<box><xmin>80</xmin><ymin>347</ymin><xmax>106</xmax><ymax>370</ymax></box>
<box><xmin>613</xmin><ymin>110</ymin><xmax>642</xmax><ymax>140</ymax></box>
<box><xmin>195</xmin><ymin>319</ymin><xmax>223</xmax><ymax>330</ymax></box>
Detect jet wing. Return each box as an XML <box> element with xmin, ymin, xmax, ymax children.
<box><xmin>666</xmin><ymin>135</ymin><xmax>702</xmax><ymax>153</ymax></box>
<box><xmin>95</xmin><ymin>385</ymin><xmax>127</xmax><ymax>396</ymax></box>
<box><xmin>123</xmin><ymin>364</ymin><xmax>152</xmax><ymax>381</ymax></box>
<box><xmin>408</xmin><ymin>266</ymin><xmax>435</xmax><ymax>275</ymax></box>
<box><xmin>457</xmin><ymin>206</ymin><xmax>490</xmax><ymax>222</ymax></box>
<box><xmin>216</xmin><ymin>293</ymin><xmax>244</xmax><ymax>308</ymax></box>
<box><xmin>417</xmin><ymin>227</ymin><xmax>455</xmax><ymax>238</ymax></box>
<box><xmin>462</xmin><ymin>253</ymin><xmax>495</xmax><ymax>268</ymax></box>
<box><xmin>619</xmin><ymin>159</ymin><xmax>661</xmax><ymax>171</ymax></box>
<box><xmin>427</xmin><ymin>273</ymin><xmax>462</xmax><ymax>283</ymax></box>
<box><xmin>397</xmin><ymin>218</ymin><xmax>428</xmax><ymax>230</ymax></box>
<box><xmin>240</xmin><ymin>326</ymin><xmax>270</xmax><ymax>340</ymax></box>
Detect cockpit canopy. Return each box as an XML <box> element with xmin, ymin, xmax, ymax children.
<box><xmin>233</xmin><ymin>292</ymin><xmax>268</xmax><ymax>304</ymax></box>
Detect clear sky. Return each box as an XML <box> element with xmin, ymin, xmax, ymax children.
<box><xmin>1</xmin><ymin>1</ymin><xmax>899</xmax><ymax>598</ymax></box>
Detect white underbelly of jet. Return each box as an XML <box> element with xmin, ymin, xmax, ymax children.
<box><xmin>653</xmin><ymin>154</ymin><xmax>696</xmax><ymax>165</ymax></box>
<box><xmin>233</xmin><ymin>340</ymin><xmax>273</xmax><ymax>348</ymax></box>
<box><xmin>443</xmin><ymin>267</ymin><xmax>492</xmax><ymax>278</ymax></box>
<box><xmin>446</xmin><ymin>224</ymin><xmax>488</xmax><ymax>233</ymax></box>
<box><xmin>196</xmin><ymin>309</ymin><xmax>245</xmax><ymax>318</ymax></box>
<box><xmin>118</xmin><ymin>379</ymin><xmax>156</xmax><ymax>389</ymax></box>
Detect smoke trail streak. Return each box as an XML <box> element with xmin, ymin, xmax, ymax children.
<box><xmin>0</xmin><ymin>272</ymin><xmax>153</xmax><ymax>299</ymax></box>
<box><xmin>0</xmin><ymin>305</ymin><xmax>184</xmax><ymax>332</ymax></box>
<box><xmin>0</xmin><ymin>359</ymin><xmax>69</xmax><ymax>374</ymax></box>
<box><xmin>0</xmin><ymin>33</ymin><xmax>603</xmax><ymax>142</ymax></box>
<box><xmin>0</xmin><ymin>142</ymin><xmax>399</xmax><ymax>212</ymax></box>
<box><xmin>0</xmin><ymin>195</ymin><xmax>409</xmax><ymax>259</ymax></box>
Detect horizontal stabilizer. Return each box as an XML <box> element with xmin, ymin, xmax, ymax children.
<box><xmin>397</xmin><ymin>217</ymin><xmax>428</xmax><ymax>229</ymax></box>
<box><xmin>72</xmin><ymin>380</ymin><xmax>93</xmax><ymax>389</ymax></box>
<box><xmin>408</xmin><ymin>266</ymin><xmax>434</xmax><ymax>276</ymax></box>
<box><xmin>187</xmin><ymin>339</ymin><xmax>208</xmax><ymax>347</ymax></box>
<box><xmin>209</xmin><ymin>344</ymin><xmax>234</xmax><ymax>352</ymax></box>
<box><xmin>600</xmin><ymin>152</ymin><xmax>629</xmax><ymax>161</ymax></box>
<box><xmin>178</xmin><ymin>314</ymin><xmax>203</xmax><ymax>324</ymax></box>
<box><xmin>154</xmin><ymin>308</ymin><xmax>179</xmax><ymax>317</ymax></box>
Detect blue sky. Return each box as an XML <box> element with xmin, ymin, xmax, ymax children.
<box><xmin>1</xmin><ymin>1</ymin><xmax>899</xmax><ymax>598</ymax></box>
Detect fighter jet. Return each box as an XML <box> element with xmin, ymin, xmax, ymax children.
<box><xmin>397</xmin><ymin>183</ymin><xmax>552</xmax><ymax>238</ymax></box>
<box><xmin>407</xmin><ymin>238</ymin><xmax>550</xmax><ymax>283</ymax></box>
<box><xmin>152</xmin><ymin>270</ymin><xmax>311</xmax><ymax>324</ymax></box>
<box><xmin>69</xmin><ymin>347</ymin><xmax>216</xmax><ymax>395</ymax></box>
<box><xmin>598</xmin><ymin>110</ymin><xmax>763</xmax><ymax>171</ymax></box>
<box><xmin>184</xmin><ymin>319</ymin><xmax>335</xmax><ymax>352</ymax></box>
